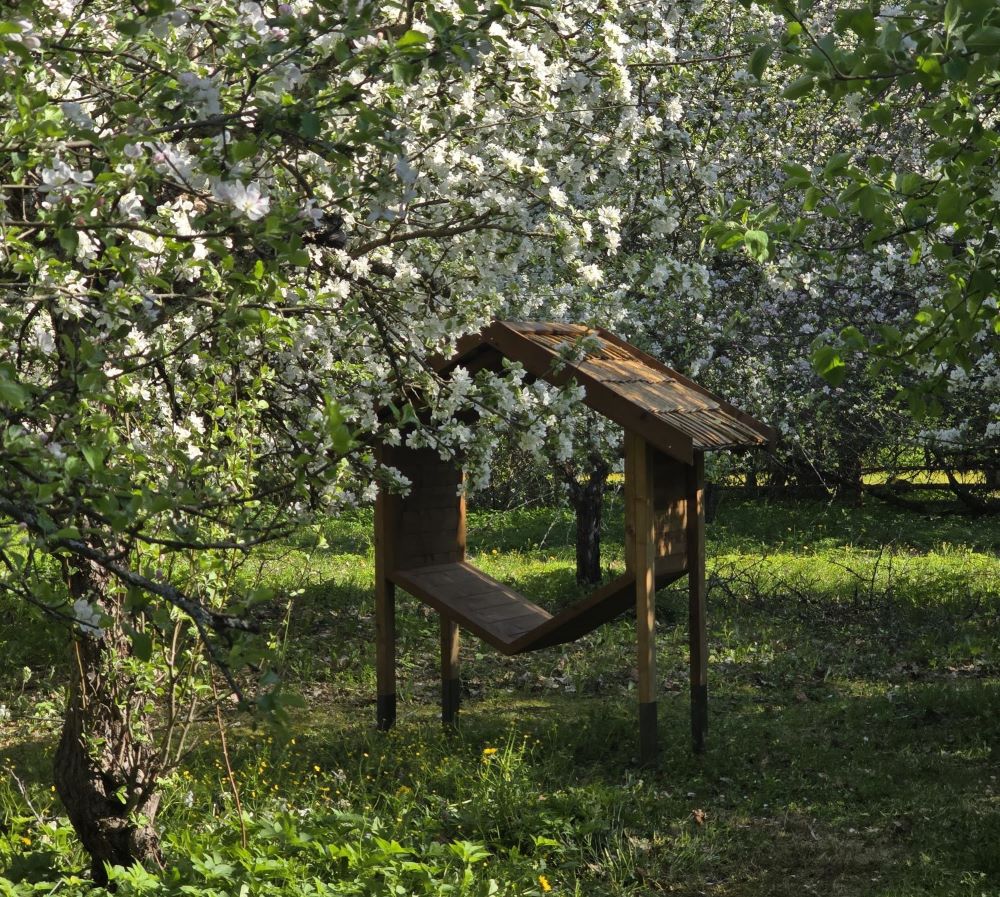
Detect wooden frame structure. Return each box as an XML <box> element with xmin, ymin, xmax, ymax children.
<box><xmin>375</xmin><ymin>322</ymin><xmax>771</xmax><ymax>762</ymax></box>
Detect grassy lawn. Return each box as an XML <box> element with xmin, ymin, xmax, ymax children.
<box><xmin>1</xmin><ymin>495</ymin><xmax>998</xmax><ymax>895</ymax></box>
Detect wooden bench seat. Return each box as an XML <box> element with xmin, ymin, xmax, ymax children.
<box><xmin>391</xmin><ymin>556</ymin><xmax>687</xmax><ymax>656</ymax></box>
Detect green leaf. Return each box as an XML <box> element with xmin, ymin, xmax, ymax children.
<box><xmin>944</xmin><ymin>0</ymin><xmax>961</xmax><ymax>34</ymax></box>
<box><xmin>966</xmin><ymin>26</ymin><xmax>1000</xmax><ymax>51</ymax></box>
<box><xmin>331</xmin><ymin>425</ymin><xmax>353</xmax><ymax>454</ymax></box>
<box><xmin>298</xmin><ymin>112</ymin><xmax>321</xmax><ymax>139</ymax></box>
<box><xmin>396</xmin><ymin>29</ymin><xmax>429</xmax><ymax>49</ymax></box>
<box><xmin>392</xmin><ymin>60</ymin><xmax>421</xmax><ymax>84</ymax></box>
<box><xmin>936</xmin><ymin>188</ymin><xmax>965</xmax><ymax>223</ymax></box>
<box><xmin>857</xmin><ymin>185</ymin><xmax>881</xmax><ymax>220</ymax></box>
<box><xmin>781</xmin><ymin>164</ymin><xmax>810</xmax><ymax>183</ymax></box>
<box><xmin>253</xmin><ymin>259</ymin><xmax>265</xmax><ymax>280</ymax></box>
<box><xmin>823</xmin><ymin>152</ymin><xmax>852</xmax><ymax>177</ymax></box>
<box><xmin>115</xmin><ymin>18</ymin><xmax>142</xmax><ymax>36</ymax></box>
<box><xmin>716</xmin><ymin>230</ymin><xmax>746</xmax><ymax>251</ymax></box>
<box><xmin>231</xmin><ymin>138</ymin><xmax>258</xmax><ymax>161</ymax></box>
<box><xmin>112</xmin><ymin>100</ymin><xmax>141</xmax><ymax>117</ymax></box>
<box><xmin>842</xmin><ymin>8</ymin><xmax>876</xmax><ymax>40</ymax></box>
<box><xmin>782</xmin><ymin>74</ymin><xmax>815</xmax><ymax>99</ymax></box>
<box><xmin>917</xmin><ymin>56</ymin><xmax>942</xmax><ymax>76</ymax></box>
<box><xmin>812</xmin><ymin>345</ymin><xmax>848</xmax><ymax>386</ymax></box>
<box><xmin>743</xmin><ymin>229</ymin><xmax>769</xmax><ymax>262</ymax></box>
<box><xmin>81</xmin><ymin>445</ymin><xmax>104</xmax><ymax>470</ymax></box>
<box><xmin>0</xmin><ymin>37</ymin><xmax>31</xmax><ymax>62</ymax></box>
<box><xmin>749</xmin><ymin>44</ymin><xmax>773</xmax><ymax>80</ymax></box>
<box><xmin>130</xmin><ymin>630</ymin><xmax>154</xmax><ymax>663</ymax></box>
<box><xmin>803</xmin><ymin>186</ymin><xmax>823</xmax><ymax>211</ymax></box>
<box><xmin>840</xmin><ymin>325</ymin><xmax>866</xmax><ymax>349</ymax></box>
<box><xmin>0</xmin><ymin>376</ymin><xmax>27</xmax><ymax>409</ymax></box>
<box><xmin>58</xmin><ymin>228</ymin><xmax>79</xmax><ymax>255</ymax></box>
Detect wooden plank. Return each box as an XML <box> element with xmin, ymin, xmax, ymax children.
<box><xmin>687</xmin><ymin>451</ymin><xmax>708</xmax><ymax>753</ymax></box>
<box><xmin>594</xmin><ymin>326</ymin><xmax>774</xmax><ymax>445</ymax></box>
<box><xmin>392</xmin><ymin>562</ymin><xmax>552</xmax><ymax>655</ymax></box>
<box><xmin>627</xmin><ymin>433</ymin><xmax>658</xmax><ymax>765</ymax></box>
<box><xmin>374</xmin><ymin>472</ymin><xmax>396</xmax><ymax>731</ymax></box>
<box><xmin>440</xmin><ymin>616</ymin><xmax>460</xmax><ymax>725</ymax></box>
<box><xmin>374</xmin><ymin>445</ymin><xmax>396</xmax><ymax>730</ymax></box>
<box><xmin>514</xmin><ymin>562</ymin><xmax>686</xmax><ymax>653</ymax></box>
<box><xmin>652</xmin><ymin>450</ymin><xmax>688</xmax><ymax>558</ymax></box>
<box><xmin>578</xmin><ymin>358</ymin><xmax>667</xmax><ymax>385</ymax></box>
<box><xmin>654</xmin><ymin>530</ymin><xmax>687</xmax><ymax>558</ymax></box>
<box><xmin>485</xmin><ymin>323</ymin><xmax>695</xmax><ymax>465</ymax></box>
<box><xmin>389</xmin><ymin>446</ymin><xmax>465</xmax><ymax>572</ymax></box>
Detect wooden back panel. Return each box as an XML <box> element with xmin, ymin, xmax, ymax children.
<box><xmin>651</xmin><ymin>448</ymin><xmax>688</xmax><ymax>560</ymax></box>
<box><xmin>376</xmin><ymin>444</ymin><xmax>465</xmax><ymax>573</ymax></box>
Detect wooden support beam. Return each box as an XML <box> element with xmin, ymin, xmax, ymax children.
<box><xmin>687</xmin><ymin>451</ymin><xmax>708</xmax><ymax>753</ymax></box>
<box><xmin>374</xmin><ymin>479</ymin><xmax>396</xmax><ymax>730</ymax></box>
<box><xmin>440</xmin><ymin>616</ymin><xmax>460</xmax><ymax>725</ymax></box>
<box><xmin>626</xmin><ymin>432</ymin><xmax>658</xmax><ymax>765</ymax></box>
<box><xmin>375</xmin><ymin>576</ymin><xmax>396</xmax><ymax>730</ymax></box>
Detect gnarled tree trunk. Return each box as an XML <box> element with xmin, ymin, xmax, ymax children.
<box><xmin>563</xmin><ymin>458</ymin><xmax>611</xmax><ymax>586</ymax></box>
<box><xmin>54</xmin><ymin>558</ymin><xmax>162</xmax><ymax>886</ymax></box>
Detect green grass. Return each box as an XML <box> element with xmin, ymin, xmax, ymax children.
<box><xmin>1</xmin><ymin>496</ymin><xmax>998</xmax><ymax>895</ymax></box>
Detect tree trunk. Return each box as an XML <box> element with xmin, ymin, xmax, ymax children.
<box><xmin>54</xmin><ymin>558</ymin><xmax>162</xmax><ymax>886</ymax></box>
<box><xmin>565</xmin><ymin>460</ymin><xmax>610</xmax><ymax>586</ymax></box>
<box><xmin>835</xmin><ymin>441</ymin><xmax>865</xmax><ymax>506</ymax></box>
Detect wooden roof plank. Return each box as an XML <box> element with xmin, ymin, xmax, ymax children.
<box><xmin>435</xmin><ymin>320</ymin><xmax>772</xmax><ymax>457</ymax></box>
<box><xmin>484</xmin><ymin>322</ymin><xmax>697</xmax><ymax>464</ymax></box>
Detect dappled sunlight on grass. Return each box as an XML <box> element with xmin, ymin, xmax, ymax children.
<box><xmin>1</xmin><ymin>497</ymin><xmax>998</xmax><ymax>895</ymax></box>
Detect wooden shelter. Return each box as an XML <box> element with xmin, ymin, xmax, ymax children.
<box><xmin>374</xmin><ymin>322</ymin><xmax>770</xmax><ymax>762</ymax></box>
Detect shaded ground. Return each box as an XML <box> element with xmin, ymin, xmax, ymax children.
<box><xmin>1</xmin><ymin>497</ymin><xmax>998</xmax><ymax>895</ymax></box>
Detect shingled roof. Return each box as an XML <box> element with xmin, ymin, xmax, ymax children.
<box><xmin>439</xmin><ymin>321</ymin><xmax>772</xmax><ymax>465</ymax></box>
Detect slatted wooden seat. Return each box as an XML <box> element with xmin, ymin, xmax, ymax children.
<box><xmin>392</xmin><ymin>556</ymin><xmax>687</xmax><ymax>656</ymax></box>
<box><xmin>374</xmin><ymin>321</ymin><xmax>772</xmax><ymax>764</ymax></box>
<box><xmin>392</xmin><ymin>562</ymin><xmax>551</xmax><ymax>651</ymax></box>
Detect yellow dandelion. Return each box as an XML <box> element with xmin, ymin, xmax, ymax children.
<box><xmin>482</xmin><ymin>747</ymin><xmax>498</xmax><ymax>756</ymax></box>
<box><xmin>19</xmin><ymin>836</ymin><xmax>31</xmax><ymax>847</ymax></box>
<box><xmin>313</xmin><ymin>764</ymin><xmax>321</xmax><ymax>772</ymax></box>
<box><xmin>538</xmin><ymin>874</ymin><xmax>552</xmax><ymax>892</ymax></box>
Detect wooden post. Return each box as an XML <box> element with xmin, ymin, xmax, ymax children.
<box><xmin>374</xmin><ymin>481</ymin><xmax>396</xmax><ymax>731</ymax></box>
<box><xmin>440</xmin><ymin>616</ymin><xmax>460</xmax><ymax>725</ymax></box>
<box><xmin>626</xmin><ymin>432</ymin><xmax>658</xmax><ymax>765</ymax></box>
<box><xmin>376</xmin><ymin>578</ymin><xmax>396</xmax><ymax>730</ymax></box>
<box><xmin>687</xmin><ymin>451</ymin><xmax>707</xmax><ymax>753</ymax></box>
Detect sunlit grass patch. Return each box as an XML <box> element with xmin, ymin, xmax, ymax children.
<box><xmin>1</xmin><ymin>496</ymin><xmax>997</xmax><ymax>895</ymax></box>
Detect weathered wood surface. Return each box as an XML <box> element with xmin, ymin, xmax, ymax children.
<box><xmin>510</xmin><ymin>557</ymin><xmax>686</xmax><ymax>653</ymax></box>
<box><xmin>436</xmin><ymin>321</ymin><xmax>772</xmax><ymax>462</ymax></box>
<box><xmin>374</xmin><ymin>468</ymin><xmax>397</xmax><ymax>731</ymax></box>
<box><xmin>627</xmin><ymin>432</ymin><xmax>659</xmax><ymax>765</ymax></box>
<box><xmin>687</xmin><ymin>451</ymin><xmax>708</xmax><ymax>753</ymax></box>
<box><xmin>382</xmin><ymin>446</ymin><xmax>465</xmax><ymax>572</ymax></box>
<box><xmin>440</xmin><ymin>616</ymin><xmax>460</xmax><ymax>725</ymax></box>
<box><xmin>392</xmin><ymin>557</ymin><xmax>686</xmax><ymax>657</ymax></box>
<box><xmin>393</xmin><ymin>562</ymin><xmax>552</xmax><ymax>654</ymax></box>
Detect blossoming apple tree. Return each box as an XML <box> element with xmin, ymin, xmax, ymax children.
<box><xmin>0</xmin><ymin>0</ymin><xmax>764</xmax><ymax>877</ymax></box>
